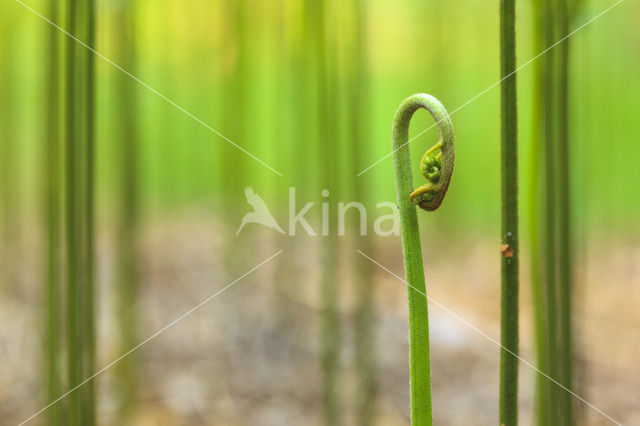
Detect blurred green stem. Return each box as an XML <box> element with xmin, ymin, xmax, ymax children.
<box><xmin>350</xmin><ymin>1</ymin><xmax>377</xmax><ymax>424</ymax></box>
<box><xmin>311</xmin><ymin>0</ymin><xmax>342</xmax><ymax>423</ymax></box>
<box><xmin>535</xmin><ymin>0</ymin><xmax>575</xmax><ymax>422</ymax></box>
<box><xmin>64</xmin><ymin>0</ymin><xmax>96</xmax><ymax>424</ymax></box>
<box><xmin>558</xmin><ymin>0</ymin><xmax>573</xmax><ymax>422</ymax></box>
<box><xmin>530</xmin><ymin>0</ymin><xmax>551</xmax><ymax>422</ymax></box>
<box><xmin>221</xmin><ymin>0</ymin><xmax>249</xmax><ymax>204</ymax></box>
<box><xmin>64</xmin><ymin>1</ymin><xmax>81</xmax><ymax>423</ymax></box>
<box><xmin>542</xmin><ymin>0</ymin><xmax>560</xmax><ymax>422</ymax></box>
<box><xmin>114</xmin><ymin>0</ymin><xmax>139</xmax><ymax>419</ymax></box>
<box><xmin>84</xmin><ymin>0</ymin><xmax>96</xmax><ymax>421</ymax></box>
<box><xmin>45</xmin><ymin>1</ymin><xmax>61</xmax><ymax>424</ymax></box>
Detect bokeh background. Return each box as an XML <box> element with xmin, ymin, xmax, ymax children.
<box><xmin>0</xmin><ymin>0</ymin><xmax>638</xmax><ymax>424</ymax></box>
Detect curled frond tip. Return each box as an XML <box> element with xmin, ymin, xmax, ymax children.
<box><xmin>392</xmin><ymin>93</ymin><xmax>455</xmax><ymax>212</ymax></box>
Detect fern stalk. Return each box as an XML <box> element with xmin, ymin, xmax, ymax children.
<box><xmin>113</xmin><ymin>0</ymin><xmax>139</xmax><ymax>419</ymax></box>
<box><xmin>557</xmin><ymin>0</ymin><xmax>573</xmax><ymax>424</ymax></box>
<box><xmin>392</xmin><ymin>94</ymin><xmax>454</xmax><ymax>426</ymax></box>
<box><xmin>311</xmin><ymin>0</ymin><xmax>342</xmax><ymax>423</ymax></box>
<box><xmin>64</xmin><ymin>0</ymin><xmax>96</xmax><ymax>423</ymax></box>
<box><xmin>533</xmin><ymin>0</ymin><xmax>575</xmax><ymax>422</ymax></box>
<box><xmin>349</xmin><ymin>1</ymin><xmax>377</xmax><ymax>424</ymax></box>
<box><xmin>499</xmin><ymin>0</ymin><xmax>519</xmax><ymax>424</ymax></box>
<box><xmin>45</xmin><ymin>1</ymin><xmax>62</xmax><ymax>424</ymax></box>
<box><xmin>542</xmin><ymin>0</ymin><xmax>560</xmax><ymax>422</ymax></box>
<box><xmin>530</xmin><ymin>0</ymin><xmax>551</xmax><ymax>422</ymax></box>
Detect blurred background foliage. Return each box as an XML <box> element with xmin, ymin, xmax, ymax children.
<box><xmin>1</xmin><ymin>0</ymin><xmax>639</xmax><ymax>424</ymax></box>
<box><xmin>1</xmin><ymin>0</ymin><xmax>638</xmax><ymax>230</ymax></box>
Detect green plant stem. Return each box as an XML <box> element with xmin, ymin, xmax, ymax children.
<box><xmin>350</xmin><ymin>1</ymin><xmax>376</xmax><ymax>424</ymax></box>
<box><xmin>83</xmin><ymin>0</ymin><xmax>96</xmax><ymax>422</ymax></box>
<box><xmin>221</xmin><ymin>0</ymin><xmax>249</xmax><ymax>204</ymax></box>
<box><xmin>392</xmin><ymin>94</ymin><xmax>454</xmax><ymax>426</ymax></box>
<box><xmin>270</xmin><ymin>0</ymin><xmax>300</xmax><ymax>330</ymax></box>
<box><xmin>64</xmin><ymin>0</ymin><xmax>96</xmax><ymax>423</ymax></box>
<box><xmin>542</xmin><ymin>0</ymin><xmax>560</xmax><ymax>422</ymax></box>
<box><xmin>0</xmin><ymin>15</ymin><xmax>18</xmax><ymax>290</ymax></box>
<box><xmin>113</xmin><ymin>0</ymin><xmax>139</xmax><ymax>419</ymax></box>
<box><xmin>499</xmin><ymin>0</ymin><xmax>519</xmax><ymax>424</ymax></box>
<box><xmin>558</xmin><ymin>0</ymin><xmax>572</xmax><ymax>423</ymax></box>
<box><xmin>530</xmin><ymin>0</ymin><xmax>551</xmax><ymax>423</ymax></box>
<box><xmin>311</xmin><ymin>0</ymin><xmax>341</xmax><ymax>423</ymax></box>
<box><xmin>64</xmin><ymin>2</ymin><xmax>82</xmax><ymax>423</ymax></box>
<box><xmin>45</xmin><ymin>1</ymin><xmax>61</xmax><ymax>424</ymax></box>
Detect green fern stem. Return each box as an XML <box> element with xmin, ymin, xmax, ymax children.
<box><xmin>392</xmin><ymin>93</ymin><xmax>454</xmax><ymax>426</ymax></box>
<box><xmin>499</xmin><ymin>0</ymin><xmax>519</xmax><ymax>424</ymax></box>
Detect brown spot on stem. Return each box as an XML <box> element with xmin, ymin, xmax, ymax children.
<box><xmin>500</xmin><ymin>243</ymin><xmax>514</xmax><ymax>258</ymax></box>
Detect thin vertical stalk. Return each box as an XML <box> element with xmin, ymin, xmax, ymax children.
<box><xmin>536</xmin><ymin>0</ymin><xmax>575</xmax><ymax>421</ymax></box>
<box><xmin>530</xmin><ymin>0</ymin><xmax>551</xmax><ymax>423</ymax></box>
<box><xmin>499</xmin><ymin>0</ymin><xmax>519</xmax><ymax>424</ymax></box>
<box><xmin>221</xmin><ymin>0</ymin><xmax>249</xmax><ymax>204</ymax></box>
<box><xmin>311</xmin><ymin>0</ymin><xmax>341</xmax><ymax>422</ymax></box>
<box><xmin>270</xmin><ymin>0</ymin><xmax>303</xmax><ymax>329</ymax></box>
<box><xmin>350</xmin><ymin>1</ymin><xmax>376</xmax><ymax>424</ymax></box>
<box><xmin>64</xmin><ymin>1</ymin><xmax>82</xmax><ymax>423</ymax></box>
<box><xmin>320</xmin><ymin>236</ymin><xmax>341</xmax><ymax>426</ymax></box>
<box><xmin>219</xmin><ymin>0</ymin><xmax>250</xmax><ymax>295</ymax></box>
<box><xmin>45</xmin><ymin>1</ymin><xmax>62</xmax><ymax>424</ymax></box>
<box><xmin>542</xmin><ymin>0</ymin><xmax>560</xmax><ymax>422</ymax></box>
<box><xmin>0</xmin><ymin>11</ymin><xmax>18</xmax><ymax>294</ymax></box>
<box><xmin>557</xmin><ymin>0</ymin><xmax>573</xmax><ymax>424</ymax></box>
<box><xmin>114</xmin><ymin>0</ymin><xmax>139</xmax><ymax>419</ymax></box>
<box><xmin>392</xmin><ymin>94</ymin><xmax>454</xmax><ymax>426</ymax></box>
<box><xmin>64</xmin><ymin>0</ymin><xmax>96</xmax><ymax>423</ymax></box>
<box><xmin>290</xmin><ymin>0</ymin><xmax>312</xmax><ymax>188</ymax></box>
<box><xmin>270</xmin><ymin>0</ymin><xmax>300</xmax><ymax>329</ymax></box>
<box><xmin>83</xmin><ymin>0</ymin><xmax>97</xmax><ymax>422</ymax></box>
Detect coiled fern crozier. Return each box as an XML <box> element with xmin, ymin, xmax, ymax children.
<box><xmin>392</xmin><ymin>93</ymin><xmax>454</xmax><ymax>426</ymax></box>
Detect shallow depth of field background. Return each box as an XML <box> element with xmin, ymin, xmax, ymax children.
<box><xmin>1</xmin><ymin>0</ymin><xmax>639</xmax><ymax>424</ymax></box>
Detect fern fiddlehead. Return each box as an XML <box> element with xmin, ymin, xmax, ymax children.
<box><xmin>392</xmin><ymin>93</ymin><xmax>454</xmax><ymax>426</ymax></box>
<box><xmin>398</xmin><ymin>95</ymin><xmax>455</xmax><ymax>211</ymax></box>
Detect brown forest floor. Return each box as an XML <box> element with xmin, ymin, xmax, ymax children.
<box><xmin>1</xmin><ymin>211</ymin><xmax>639</xmax><ymax>425</ymax></box>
